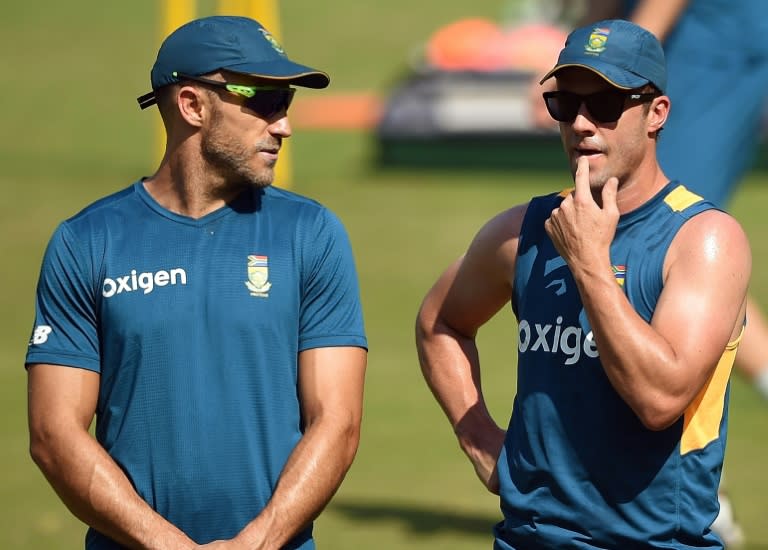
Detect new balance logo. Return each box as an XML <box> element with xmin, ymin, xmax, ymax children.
<box><xmin>546</xmin><ymin>279</ymin><xmax>567</xmax><ymax>296</ymax></box>
<box><xmin>544</xmin><ymin>256</ymin><xmax>567</xmax><ymax>276</ymax></box>
<box><xmin>544</xmin><ymin>257</ymin><xmax>568</xmax><ymax>295</ymax></box>
<box><xmin>102</xmin><ymin>268</ymin><xmax>187</xmax><ymax>298</ymax></box>
<box><xmin>30</xmin><ymin>325</ymin><xmax>52</xmax><ymax>345</ymax></box>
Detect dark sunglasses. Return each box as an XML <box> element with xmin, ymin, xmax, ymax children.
<box><xmin>542</xmin><ymin>90</ymin><xmax>658</xmax><ymax>123</ymax></box>
<box><xmin>137</xmin><ymin>72</ymin><xmax>295</xmax><ymax>118</ymax></box>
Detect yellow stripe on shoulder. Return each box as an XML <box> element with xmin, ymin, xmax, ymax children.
<box><xmin>664</xmin><ymin>185</ymin><xmax>704</xmax><ymax>212</ymax></box>
<box><xmin>558</xmin><ymin>187</ymin><xmax>574</xmax><ymax>197</ymax></box>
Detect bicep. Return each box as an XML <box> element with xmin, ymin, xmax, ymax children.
<box><xmin>422</xmin><ymin>206</ymin><xmax>525</xmax><ymax>338</ymax></box>
<box><xmin>297</xmin><ymin>347</ymin><xmax>367</xmax><ymax>427</ymax></box>
<box><xmin>652</xmin><ymin>214</ymin><xmax>750</xmax><ymax>375</ymax></box>
<box><xmin>28</xmin><ymin>364</ymin><xmax>99</xmax><ymax>433</ymax></box>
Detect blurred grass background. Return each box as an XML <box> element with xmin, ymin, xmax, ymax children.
<box><xmin>2</xmin><ymin>1</ymin><xmax>766</xmax><ymax>548</ymax></box>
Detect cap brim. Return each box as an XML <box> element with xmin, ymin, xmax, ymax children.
<box><xmin>539</xmin><ymin>62</ymin><xmax>647</xmax><ymax>90</ymax></box>
<box><xmin>226</xmin><ymin>60</ymin><xmax>330</xmax><ymax>89</ymax></box>
<box><xmin>137</xmin><ymin>61</ymin><xmax>331</xmax><ymax>110</ymax></box>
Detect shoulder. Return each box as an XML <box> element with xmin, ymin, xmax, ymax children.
<box><xmin>471</xmin><ymin>190</ymin><xmax>565</xmax><ymax>254</ymax></box>
<box><xmin>675</xmin><ymin>209</ymin><xmax>749</xmax><ymax>249</ymax></box>
<box><xmin>471</xmin><ymin>202</ymin><xmax>529</xmax><ymax>253</ymax></box>
<box><xmin>262</xmin><ymin>185</ymin><xmax>326</xmax><ymax>214</ymax></box>
<box><xmin>667</xmin><ymin>209</ymin><xmax>751</xmax><ymax>274</ymax></box>
<box><xmin>262</xmin><ymin>186</ymin><xmax>346</xmax><ymax>230</ymax></box>
<box><xmin>45</xmin><ymin>183</ymin><xmax>139</xmax><ymax>249</ymax></box>
<box><xmin>460</xmin><ymin>201</ymin><xmax>533</xmax><ymax>282</ymax></box>
<box><xmin>65</xmin><ymin>183</ymin><xmax>140</xmax><ymax>225</ymax></box>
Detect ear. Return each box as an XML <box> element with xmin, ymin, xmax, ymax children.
<box><xmin>647</xmin><ymin>94</ymin><xmax>670</xmax><ymax>134</ymax></box>
<box><xmin>175</xmin><ymin>85</ymin><xmax>208</xmax><ymax>128</ymax></box>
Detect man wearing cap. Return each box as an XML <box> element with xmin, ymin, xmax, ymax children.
<box><xmin>416</xmin><ymin>19</ymin><xmax>750</xmax><ymax>549</ymax></box>
<box><xmin>26</xmin><ymin>15</ymin><xmax>367</xmax><ymax>549</ymax></box>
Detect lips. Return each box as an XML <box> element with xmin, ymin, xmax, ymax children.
<box><xmin>575</xmin><ymin>146</ymin><xmax>602</xmax><ymax>156</ymax></box>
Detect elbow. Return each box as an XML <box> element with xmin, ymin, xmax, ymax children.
<box><xmin>414</xmin><ymin>306</ymin><xmax>431</xmax><ymax>345</ymax></box>
<box><xmin>633</xmin><ymin>399</ymin><xmax>685</xmax><ymax>432</ymax></box>
<box><xmin>29</xmin><ymin>427</ymin><xmax>57</xmax><ymax>475</ymax></box>
<box><xmin>638</xmin><ymin>413</ymin><xmax>679</xmax><ymax>432</ymax></box>
<box><xmin>321</xmin><ymin>413</ymin><xmax>362</xmax><ymax>467</ymax></box>
<box><xmin>342</xmin><ymin>420</ymin><xmax>362</xmax><ymax>463</ymax></box>
<box><xmin>329</xmin><ymin>420</ymin><xmax>361</xmax><ymax>477</ymax></box>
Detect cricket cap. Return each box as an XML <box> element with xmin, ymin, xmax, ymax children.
<box><xmin>137</xmin><ymin>15</ymin><xmax>329</xmax><ymax>109</ymax></box>
<box><xmin>539</xmin><ymin>19</ymin><xmax>666</xmax><ymax>93</ymax></box>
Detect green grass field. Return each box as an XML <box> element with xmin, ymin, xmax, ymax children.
<box><xmin>2</xmin><ymin>2</ymin><xmax>767</xmax><ymax>548</ymax></box>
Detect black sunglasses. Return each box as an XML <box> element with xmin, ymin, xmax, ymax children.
<box><xmin>137</xmin><ymin>72</ymin><xmax>295</xmax><ymax>118</ymax></box>
<box><xmin>542</xmin><ymin>90</ymin><xmax>658</xmax><ymax>123</ymax></box>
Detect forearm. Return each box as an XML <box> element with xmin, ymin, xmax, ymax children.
<box><xmin>416</xmin><ymin>319</ymin><xmax>494</xmax><ymax>433</ymax></box>
<box><xmin>31</xmin><ymin>429</ymin><xmax>195</xmax><ymax>550</ymax></box>
<box><xmin>416</xmin><ymin>318</ymin><xmax>504</xmax><ymax>466</ymax></box>
<box><xmin>235</xmin><ymin>419</ymin><xmax>359</xmax><ymax>549</ymax></box>
<box><xmin>416</xmin><ymin>317</ymin><xmax>505</xmax><ymax>493</ymax></box>
<box><xmin>581</xmin><ymin>0</ymin><xmax>688</xmax><ymax>42</ymax></box>
<box><xmin>571</xmin><ymin>264</ymin><xmax>689</xmax><ymax>429</ymax></box>
<box><xmin>629</xmin><ymin>0</ymin><xmax>689</xmax><ymax>42</ymax></box>
<box><xmin>580</xmin><ymin>0</ymin><xmax>623</xmax><ymax>25</ymax></box>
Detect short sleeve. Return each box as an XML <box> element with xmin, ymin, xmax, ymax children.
<box><xmin>298</xmin><ymin>208</ymin><xmax>367</xmax><ymax>351</ymax></box>
<box><xmin>25</xmin><ymin>223</ymin><xmax>101</xmax><ymax>372</ymax></box>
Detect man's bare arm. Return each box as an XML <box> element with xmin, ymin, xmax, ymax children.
<box><xmin>231</xmin><ymin>346</ymin><xmax>367</xmax><ymax>550</ymax></box>
<box><xmin>416</xmin><ymin>206</ymin><xmax>526</xmax><ymax>493</ymax></box>
<box><xmin>28</xmin><ymin>364</ymin><xmax>196</xmax><ymax>550</ymax></box>
<box><xmin>629</xmin><ymin>0</ymin><xmax>690</xmax><ymax>42</ymax></box>
<box><xmin>546</xmin><ymin>159</ymin><xmax>750</xmax><ymax>430</ymax></box>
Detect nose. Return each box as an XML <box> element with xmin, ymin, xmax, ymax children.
<box><xmin>570</xmin><ymin>101</ymin><xmax>596</xmax><ymax>133</ymax></box>
<box><xmin>269</xmin><ymin>113</ymin><xmax>292</xmax><ymax>138</ymax></box>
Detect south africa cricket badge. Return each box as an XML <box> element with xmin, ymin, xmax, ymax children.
<box><xmin>246</xmin><ymin>255</ymin><xmax>272</xmax><ymax>297</ymax></box>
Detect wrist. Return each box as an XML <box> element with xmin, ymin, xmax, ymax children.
<box><xmin>453</xmin><ymin>406</ymin><xmax>500</xmax><ymax>451</ymax></box>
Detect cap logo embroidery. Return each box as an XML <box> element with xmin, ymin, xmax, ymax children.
<box><xmin>246</xmin><ymin>255</ymin><xmax>272</xmax><ymax>297</ymax></box>
<box><xmin>585</xmin><ymin>27</ymin><xmax>610</xmax><ymax>54</ymax></box>
<box><xmin>259</xmin><ymin>28</ymin><xmax>285</xmax><ymax>55</ymax></box>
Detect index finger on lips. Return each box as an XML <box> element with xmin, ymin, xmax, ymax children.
<box><xmin>573</xmin><ymin>156</ymin><xmax>590</xmax><ymax>200</ymax></box>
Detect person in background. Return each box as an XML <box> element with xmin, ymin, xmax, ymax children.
<box><xmin>418</xmin><ymin>19</ymin><xmax>750</xmax><ymax>549</ymax></box>
<box><xmin>26</xmin><ymin>15</ymin><xmax>367</xmax><ymax>549</ymax></box>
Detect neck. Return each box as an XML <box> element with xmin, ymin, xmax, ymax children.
<box><xmin>143</xmin><ymin>144</ymin><xmax>245</xmax><ymax>219</ymax></box>
<box><xmin>615</xmin><ymin>157</ymin><xmax>670</xmax><ymax>215</ymax></box>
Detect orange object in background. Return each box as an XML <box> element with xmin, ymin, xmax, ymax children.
<box><xmin>291</xmin><ymin>93</ymin><xmax>382</xmax><ymax>130</ymax></box>
<box><xmin>499</xmin><ymin>23</ymin><xmax>568</xmax><ymax>73</ymax></box>
<box><xmin>426</xmin><ymin>18</ymin><xmax>567</xmax><ymax>73</ymax></box>
<box><xmin>425</xmin><ymin>18</ymin><xmax>506</xmax><ymax>71</ymax></box>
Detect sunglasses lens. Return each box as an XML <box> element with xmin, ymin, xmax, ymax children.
<box><xmin>544</xmin><ymin>92</ymin><xmax>580</xmax><ymax>122</ymax></box>
<box><xmin>544</xmin><ymin>91</ymin><xmax>630</xmax><ymax>123</ymax></box>
<box><xmin>244</xmin><ymin>89</ymin><xmax>295</xmax><ymax>118</ymax></box>
<box><xmin>584</xmin><ymin>91</ymin><xmax>626</xmax><ymax>123</ymax></box>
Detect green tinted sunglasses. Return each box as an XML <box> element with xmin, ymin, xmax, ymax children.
<box><xmin>137</xmin><ymin>72</ymin><xmax>295</xmax><ymax>118</ymax></box>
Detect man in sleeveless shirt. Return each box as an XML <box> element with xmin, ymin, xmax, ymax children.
<box><xmin>417</xmin><ymin>19</ymin><xmax>750</xmax><ymax>549</ymax></box>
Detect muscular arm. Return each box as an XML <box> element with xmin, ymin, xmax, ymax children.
<box><xmin>579</xmin><ymin>0</ymin><xmax>623</xmax><ymax>25</ymax></box>
<box><xmin>580</xmin><ymin>0</ymin><xmax>690</xmax><ymax>42</ymax></box>
<box><xmin>232</xmin><ymin>346</ymin><xmax>366</xmax><ymax>550</ymax></box>
<box><xmin>415</xmin><ymin>205</ymin><xmax>526</xmax><ymax>493</ymax></box>
<box><xmin>573</xmin><ymin>212</ymin><xmax>750</xmax><ymax>430</ymax></box>
<box><xmin>628</xmin><ymin>0</ymin><xmax>689</xmax><ymax>42</ymax></box>
<box><xmin>546</xmin><ymin>159</ymin><xmax>751</xmax><ymax>430</ymax></box>
<box><xmin>27</xmin><ymin>364</ymin><xmax>196</xmax><ymax>550</ymax></box>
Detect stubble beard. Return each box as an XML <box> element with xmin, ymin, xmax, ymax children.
<box><xmin>201</xmin><ymin>109</ymin><xmax>276</xmax><ymax>191</ymax></box>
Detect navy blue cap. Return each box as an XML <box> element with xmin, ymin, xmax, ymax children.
<box><xmin>138</xmin><ymin>15</ymin><xmax>329</xmax><ymax>109</ymax></box>
<box><xmin>539</xmin><ymin>19</ymin><xmax>666</xmax><ymax>93</ymax></box>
